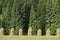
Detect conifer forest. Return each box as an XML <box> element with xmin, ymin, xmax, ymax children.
<box><xmin>0</xmin><ymin>0</ymin><xmax>60</xmax><ymax>35</ymax></box>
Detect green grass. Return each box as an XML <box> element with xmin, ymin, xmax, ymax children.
<box><xmin>0</xmin><ymin>36</ymin><xmax>60</xmax><ymax>40</ymax></box>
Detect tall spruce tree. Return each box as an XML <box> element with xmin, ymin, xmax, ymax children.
<box><xmin>38</xmin><ymin>0</ymin><xmax>47</xmax><ymax>35</ymax></box>
<box><xmin>15</xmin><ymin>0</ymin><xmax>26</xmax><ymax>35</ymax></box>
<box><xmin>46</xmin><ymin>0</ymin><xmax>59</xmax><ymax>35</ymax></box>
<box><xmin>50</xmin><ymin>0</ymin><xmax>59</xmax><ymax>35</ymax></box>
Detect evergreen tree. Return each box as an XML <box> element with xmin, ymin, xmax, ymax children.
<box><xmin>46</xmin><ymin>0</ymin><xmax>59</xmax><ymax>35</ymax></box>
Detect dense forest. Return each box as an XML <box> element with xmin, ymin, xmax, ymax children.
<box><xmin>0</xmin><ymin>0</ymin><xmax>60</xmax><ymax>35</ymax></box>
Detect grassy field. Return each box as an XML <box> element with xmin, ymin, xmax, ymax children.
<box><xmin>0</xmin><ymin>36</ymin><xmax>60</xmax><ymax>40</ymax></box>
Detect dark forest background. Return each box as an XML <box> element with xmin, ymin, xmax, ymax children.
<box><xmin>0</xmin><ymin>0</ymin><xmax>60</xmax><ymax>35</ymax></box>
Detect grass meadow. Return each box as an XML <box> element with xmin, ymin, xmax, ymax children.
<box><xmin>0</xmin><ymin>36</ymin><xmax>60</xmax><ymax>40</ymax></box>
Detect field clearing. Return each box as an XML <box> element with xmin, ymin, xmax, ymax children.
<box><xmin>0</xmin><ymin>36</ymin><xmax>60</xmax><ymax>40</ymax></box>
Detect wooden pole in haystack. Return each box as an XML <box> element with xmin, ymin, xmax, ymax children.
<box><xmin>56</xmin><ymin>28</ymin><xmax>60</xmax><ymax>36</ymax></box>
<box><xmin>37</xmin><ymin>29</ymin><xmax>42</xmax><ymax>36</ymax></box>
<box><xmin>0</xmin><ymin>27</ymin><xmax>4</xmax><ymax>36</ymax></box>
<box><xmin>9</xmin><ymin>28</ymin><xmax>14</xmax><ymax>36</ymax></box>
<box><xmin>19</xmin><ymin>28</ymin><xmax>23</xmax><ymax>36</ymax></box>
<box><xmin>28</xmin><ymin>27</ymin><xmax>32</xmax><ymax>36</ymax></box>
<box><xmin>46</xmin><ymin>28</ymin><xmax>51</xmax><ymax>36</ymax></box>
